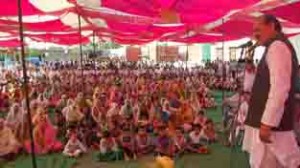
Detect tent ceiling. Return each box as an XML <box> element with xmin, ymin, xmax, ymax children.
<box><xmin>0</xmin><ymin>0</ymin><xmax>299</xmax><ymax>46</ymax></box>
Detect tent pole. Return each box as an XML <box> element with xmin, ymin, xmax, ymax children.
<box><xmin>92</xmin><ymin>31</ymin><xmax>97</xmax><ymax>78</ymax></box>
<box><xmin>92</xmin><ymin>31</ymin><xmax>96</xmax><ymax>54</ymax></box>
<box><xmin>17</xmin><ymin>0</ymin><xmax>37</xmax><ymax>168</ymax></box>
<box><xmin>77</xmin><ymin>14</ymin><xmax>84</xmax><ymax>92</ymax></box>
<box><xmin>221</xmin><ymin>18</ymin><xmax>226</xmax><ymax>125</ymax></box>
<box><xmin>185</xmin><ymin>30</ymin><xmax>189</xmax><ymax>70</ymax></box>
<box><xmin>186</xmin><ymin>44</ymin><xmax>189</xmax><ymax>70</ymax></box>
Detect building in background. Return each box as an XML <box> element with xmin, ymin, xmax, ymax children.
<box><xmin>14</xmin><ymin>34</ymin><xmax>300</xmax><ymax>64</ymax></box>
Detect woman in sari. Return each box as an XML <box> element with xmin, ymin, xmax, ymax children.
<box><xmin>0</xmin><ymin>119</ymin><xmax>20</xmax><ymax>160</ymax></box>
<box><xmin>75</xmin><ymin>92</ymin><xmax>91</xmax><ymax>114</ymax></box>
<box><xmin>62</xmin><ymin>99</ymin><xmax>84</xmax><ymax>127</ymax></box>
<box><xmin>5</xmin><ymin>103</ymin><xmax>28</xmax><ymax>143</ymax></box>
<box><xmin>36</xmin><ymin>93</ymin><xmax>49</xmax><ymax>108</ymax></box>
<box><xmin>0</xmin><ymin>91</ymin><xmax>10</xmax><ymax>113</ymax></box>
<box><xmin>91</xmin><ymin>96</ymin><xmax>107</xmax><ymax>126</ymax></box>
<box><xmin>6</xmin><ymin>103</ymin><xmax>23</xmax><ymax>131</ymax></box>
<box><xmin>119</xmin><ymin>99</ymin><xmax>134</xmax><ymax>119</ymax></box>
<box><xmin>25</xmin><ymin>108</ymin><xmax>63</xmax><ymax>154</ymax></box>
<box><xmin>106</xmin><ymin>103</ymin><xmax>119</xmax><ymax>123</ymax></box>
<box><xmin>181</xmin><ymin>101</ymin><xmax>194</xmax><ymax>124</ymax></box>
<box><xmin>190</xmin><ymin>92</ymin><xmax>202</xmax><ymax>115</ymax></box>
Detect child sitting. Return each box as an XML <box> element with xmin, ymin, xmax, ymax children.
<box><xmin>136</xmin><ymin>126</ymin><xmax>153</xmax><ymax>157</ymax></box>
<box><xmin>155</xmin><ymin>125</ymin><xmax>175</xmax><ymax>157</ymax></box>
<box><xmin>96</xmin><ymin>131</ymin><xmax>122</xmax><ymax>162</ymax></box>
<box><xmin>202</xmin><ymin>119</ymin><xmax>217</xmax><ymax>143</ymax></box>
<box><xmin>119</xmin><ymin>124</ymin><xmax>136</xmax><ymax>161</ymax></box>
<box><xmin>187</xmin><ymin>124</ymin><xmax>208</xmax><ymax>154</ymax></box>
<box><xmin>63</xmin><ymin>131</ymin><xmax>87</xmax><ymax>157</ymax></box>
<box><xmin>173</xmin><ymin>127</ymin><xmax>186</xmax><ymax>157</ymax></box>
<box><xmin>193</xmin><ymin>110</ymin><xmax>207</xmax><ymax>127</ymax></box>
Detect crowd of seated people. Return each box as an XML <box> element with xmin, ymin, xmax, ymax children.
<box><xmin>0</xmin><ymin>60</ymin><xmax>238</xmax><ymax>162</ymax></box>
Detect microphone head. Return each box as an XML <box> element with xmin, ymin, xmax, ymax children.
<box><xmin>239</xmin><ymin>41</ymin><xmax>253</xmax><ymax>48</ymax></box>
<box><xmin>246</xmin><ymin>41</ymin><xmax>253</xmax><ymax>46</ymax></box>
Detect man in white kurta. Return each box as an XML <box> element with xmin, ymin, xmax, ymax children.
<box><xmin>243</xmin><ymin>15</ymin><xmax>300</xmax><ymax>168</ymax></box>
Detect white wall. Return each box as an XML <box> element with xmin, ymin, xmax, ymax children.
<box><xmin>212</xmin><ymin>38</ymin><xmax>250</xmax><ymax>61</ymax></box>
<box><xmin>290</xmin><ymin>34</ymin><xmax>300</xmax><ymax>61</ymax></box>
<box><xmin>187</xmin><ymin>44</ymin><xmax>202</xmax><ymax>64</ymax></box>
<box><xmin>147</xmin><ymin>42</ymin><xmax>157</xmax><ymax>61</ymax></box>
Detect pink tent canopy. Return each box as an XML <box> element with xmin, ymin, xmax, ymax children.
<box><xmin>76</xmin><ymin>7</ymin><xmax>158</xmax><ymax>25</ymax></box>
<box><xmin>0</xmin><ymin>0</ymin><xmax>65</xmax><ymax>16</ymax></box>
<box><xmin>0</xmin><ymin>39</ymin><xmax>23</xmax><ymax>47</ymax></box>
<box><xmin>170</xmin><ymin>33</ymin><xmax>239</xmax><ymax>43</ymax></box>
<box><xmin>264</xmin><ymin>1</ymin><xmax>300</xmax><ymax>24</ymax></box>
<box><xmin>0</xmin><ymin>0</ymin><xmax>42</xmax><ymax>16</ymax></box>
<box><xmin>0</xmin><ymin>0</ymin><xmax>298</xmax><ymax>45</ymax></box>
<box><xmin>105</xmin><ymin>21</ymin><xmax>186</xmax><ymax>35</ymax></box>
<box><xmin>0</xmin><ymin>19</ymin><xmax>74</xmax><ymax>32</ymax></box>
<box><xmin>23</xmin><ymin>19</ymin><xmax>74</xmax><ymax>32</ymax></box>
<box><xmin>112</xmin><ymin>37</ymin><xmax>153</xmax><ymax>45</ymax></box>
<box><xmin>27</xmin><ymin>33</ymin><xmax>90</xmax><ymax>45</ymax></box>
<box><xmin>96</xmin><ymin>31</ymin><xmax>159</xmax><ymax>40</ymax></box>
<box><xmin>213</xmin><ymin>20</ymin><xmax>253</xmax><ymax>37</ymax></box>
<box><xmin>101</xmin><ymin>0</ymin><xmax>260</xmax><ymax>23</ymax></box>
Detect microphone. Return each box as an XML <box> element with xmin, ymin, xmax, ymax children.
<box><xmin>248</xmin><ymin>42</ymin><xmax>258</xmax><ymax>52</ymax></box>
<box><xmin>238</xmin><ymin>41</ymin><xmax>253</xmax><ymax>48</ymax></box>
<box><xmin>246</xmin><ymin>42</ymin><xmax>258</xmax><ymax>62</ymax></box>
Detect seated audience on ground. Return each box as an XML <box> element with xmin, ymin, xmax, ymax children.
<box><xmin>0</xmin><ymin>60</ymin><xmax>238</xmax><ymax>162</ymax></box>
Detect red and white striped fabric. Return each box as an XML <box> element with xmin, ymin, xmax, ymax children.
<box><xmin>0</xmin><ymin>0</ymin><xmax>299</xmax><ymax>45</ymax></box>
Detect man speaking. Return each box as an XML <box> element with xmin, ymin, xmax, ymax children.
<box><xmin>243</xmin><ymin>14</ymin><xmax>300</xmax><ymax>168</ymax></box>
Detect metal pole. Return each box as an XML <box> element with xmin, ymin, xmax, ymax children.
<box><xmin>221</xmin><ymin>18</ymin><xmax>226</xmax><ymax>124</ymax></box>
<box><xmin>92</xmin><ymin>31</ymin><xmax>96</xmax><ymax>55</ymax></box>
<box><xmin>77</xmin><ymin>14</ymin><xmax>84</xmax><ymax>92</ymax></box>
<box><xmin>17</xmin><ymin>0</ymin><xmax>37</xmax><ymax>168</ymax></box>
<box><xmin>186</xmin><ymin>44</ymin><xmax>189</xmax><ymax>70</ymax></box>
<box><xmin>92</xmin><ymin>31</ymin><xmax>97</xmax><ymax>78</ymax></box>
<box><xmin>156</xmin><ymin>41</ymin><xmax>159</xmax><ymax>62</ymax></box>
<box><xmin>185</xmin><ymin>30</ymin><xmax>189</xmax><ymax>70</ymax></box>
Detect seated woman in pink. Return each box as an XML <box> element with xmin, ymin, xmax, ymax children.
<box><xmin>0</xmin><ymin>119</ymin><xmax>20</xmax><ymax>160</ymax></box>
<box><xmin>25</xmin><ymin>108</ymin><xmax>63</xmax><ymax>154</ymax></box>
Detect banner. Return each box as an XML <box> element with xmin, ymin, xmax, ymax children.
<box><xmin>157</xmin><ymin>46</ymin><xmax>179</xmax><ymax>62</ymax></box>
<box><xmin>126</xmin><ymin>46</ymin><xmax>141</xmax><ymax>62</ymax></box>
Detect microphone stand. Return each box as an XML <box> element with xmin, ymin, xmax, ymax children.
<box><xmin>229</xmin><ymin>45</ymin><xmax>255</xmax><ymax>168</ymax></box>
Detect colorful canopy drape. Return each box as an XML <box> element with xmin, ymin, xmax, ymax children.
<box><xmin>0</xmin><ymin>39</ymin><xmax>23</xmax><ymax>47</ymax></box>
<box><xmin>0</xmin><ymin>0</ymin><xmax>299</xmax><ymax>46</ymax></box>
<box><xmin>264</xmin><ymin>1</ymin><xmax>300</xmax><ymax>24</ymax></box>
<box><xmin>27</xmin><ymin>33</ymin><xmax>90</xmax><ymax>45</ymax></box>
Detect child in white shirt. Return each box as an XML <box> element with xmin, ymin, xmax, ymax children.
<box><xmin>63</xmin><ymin>131</ymin><xmax>87</xmax><ymax>157</ymax></box>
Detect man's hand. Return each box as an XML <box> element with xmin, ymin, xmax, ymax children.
<box><xmin>259</xmin><ymin>123</ymin><xmax>273</xmax><ymax>144</ymax></box>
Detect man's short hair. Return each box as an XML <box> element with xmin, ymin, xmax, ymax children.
<box><xmin>262</xmin><ymin>14</ymin><xmax>282</xmax><ymax>33</ymax></box>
